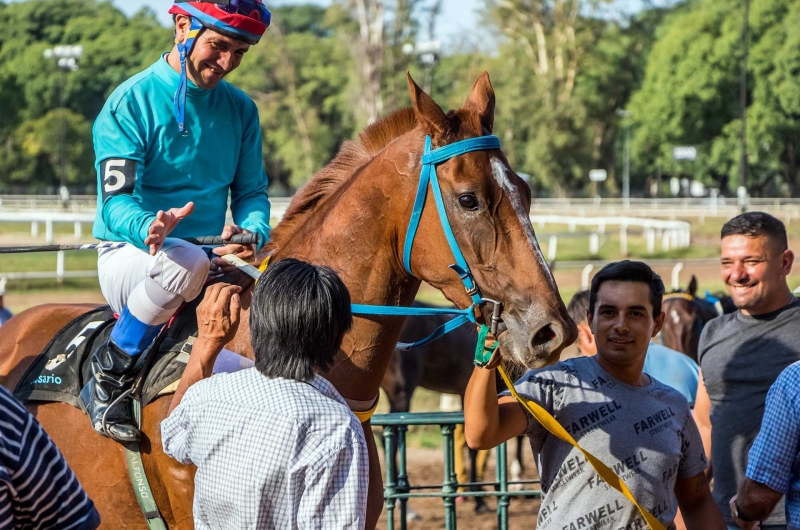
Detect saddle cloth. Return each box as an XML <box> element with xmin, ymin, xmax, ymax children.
<box><xmin>14</xmin><ymin>300</ymin><xmax>201</xmax><ymax>410</ymax></box>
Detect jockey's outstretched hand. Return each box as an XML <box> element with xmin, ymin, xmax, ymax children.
<box><xmin>211</xmin><ymin>224</ymin><xmax>257</xmax><ymax>273</ymax></box>
<box><xmin>196</xmin><ymin>283</ymin><xmax>242</xmax><ymax>353</ymax></box>
<box><xmin>145</xmin><ymin>202</ymin><xmax>194</xmax><ymax>256</ymax></box>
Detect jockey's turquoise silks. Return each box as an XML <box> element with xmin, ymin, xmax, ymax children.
<box><xmin>92</xmin><ymin>54</ymin><xmax>271</xmax><ymax>251</ymax></box>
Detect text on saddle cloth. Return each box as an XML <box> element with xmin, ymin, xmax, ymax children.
<box><xmin>14</xmin><ymin>302</ymin><xmax>203</xmax><ymax>410</ymax></box>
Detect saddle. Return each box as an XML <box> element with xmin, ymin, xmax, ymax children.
<box><xmin>14</xmin><ymin>297</ymin><xmax>202</xmax><ymax>409</ymax></box>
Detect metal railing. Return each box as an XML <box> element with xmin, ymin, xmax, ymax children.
<box><xmin>372</xmin><ymin>412</ymin><xmax>541</xmax><ymax>530</ymax></box>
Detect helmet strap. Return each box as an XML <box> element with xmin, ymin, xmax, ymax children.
<box><xmin>173</xmin><ymin>17</ymin><xmax>204</xmax><ymax>135</ymax></box>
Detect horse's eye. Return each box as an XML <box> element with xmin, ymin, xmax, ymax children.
<box><xmin>458</xmin><ymin>194</ymin><xmax>479</xmax><ymax>211</ymax></box>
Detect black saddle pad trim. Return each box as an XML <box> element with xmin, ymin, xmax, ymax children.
<box><xmin>13</xmin><ymin>295</ymin><xmax>203</xmax><ymax>410</ymax></box>
<box><xmin>14</xmin><ymin>306</ymin><xmax>114</xmax><ymax>409</ymax></box>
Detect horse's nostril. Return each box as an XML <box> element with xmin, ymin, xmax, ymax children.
<box><xmin>531</xmin><ymin>324</ymin><xmax>557</xmax><ymax>348</ymax></box>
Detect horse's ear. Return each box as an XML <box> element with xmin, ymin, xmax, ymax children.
<box><xmin>688</xmin><ymin>275</ymin><xmax>698</xmax><ymax>297</ymax></box>
<box><xmin>463</xmin><ymin>71</ymin><xmax>495</xmax><ymax>134</ymax></box>
<box><xmin>407</xmin><ymin>72</ymin><xmax>448</xmax><ymax>138</ymax></box>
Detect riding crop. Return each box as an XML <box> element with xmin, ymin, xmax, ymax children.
<box><xmin>0</xmin><ymin>234</ymin><xmax>260</xmax><ymax>254</ymax></box>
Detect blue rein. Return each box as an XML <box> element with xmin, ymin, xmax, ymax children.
<box><xmin>350</xmin><ymin>134</ymin><xmax>502</xmax><ymax>351</ymax></box>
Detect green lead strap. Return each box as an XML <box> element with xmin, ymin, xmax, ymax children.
<box><xmin>125</xmin><ymin>400</ymin><xmax>168</xmax><ymax>530</ymax></box>
<box><xmin>473</xmin><ymin>324</ymin><xmax>497</xmax><ymax>367</ymax></box>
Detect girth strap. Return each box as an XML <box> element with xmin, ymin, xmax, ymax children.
<box><xmin>125</xmin><ymin>400</ymin><xmax>167</xmax><ymax>530</ymax></box>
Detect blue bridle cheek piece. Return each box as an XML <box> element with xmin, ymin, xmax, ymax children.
<box><xmin>403</xmin><ymin>135</ymin><xmax>501</xmax><ymax>301</ymax></box>
<box><xmin>352</xmin><ymin>134</ymin><xmax>501</xmax><ymax>350</ymax></box>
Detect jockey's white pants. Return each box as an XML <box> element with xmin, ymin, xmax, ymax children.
<box><xmin>97</xmin><ymin>238</ymin><xmax>209</xmax><ymax>326</ymax></box>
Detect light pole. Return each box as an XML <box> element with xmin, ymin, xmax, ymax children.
<box><xmin>616</xmin><ymin>109</ymin><xmax>632</xmax><ymax>208</ymax></box>
<box><xmin>43</xmin><ymin>45</ymin><xmax>82</xmax><ymax>203</ymax></box>
<box><xmin>739</xmin><ymin>0</ymin><xmax>749</xmax><ymax>211</ymax></box>
<box><xmin>402</xmin><ymin>40</ymin><xmax>441</xmax><ymax>95</ymax></box>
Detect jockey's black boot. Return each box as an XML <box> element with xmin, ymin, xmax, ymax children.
<box><xmin>80</xmin><ymin>339</ymin><xmax>141</xmax><ymax>443</ymax></box>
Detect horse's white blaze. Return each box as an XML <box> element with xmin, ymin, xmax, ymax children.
<box><xmin>490</xmin><ymin>157</ymin><xmax>554</xmax><ymax>284</ymax></box>
<box><xmin>671</xmin><ymin>309</ymin><xmax>681</xmax><ymax>325</ymax></box>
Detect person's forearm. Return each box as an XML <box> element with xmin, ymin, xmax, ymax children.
<box><xmin>101</xmin><ymin>195</ymin><xmax>156</xmax><ymax>248</ymax></box>
<box><xmin>683</xmin><ymin>495</ymin><xmax>726</xmax><ymax>530</ymax></box>
<box><xmin>168</xmin><ymin>338</ymin><xmax>219</xmax><ymax>414</ymax></box>
<box><xmin>693</xmin><ymin>372</ymin><xmax>713</xmax><ymax>473</ymax></box>
<box><xmin>464</xmin><ymin>367</ymin><xmax>501</xmax><ymax>449</ymax></box>
<box><xmin>737</xmin><ymin>478</ymin><xmax>783</xmax><ymax>522</ymax></box>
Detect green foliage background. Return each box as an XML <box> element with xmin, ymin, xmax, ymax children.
<box><xmin>0</xmin><ymin>0</ymin><xmax>798</xmax><ymax>197</ymax></box>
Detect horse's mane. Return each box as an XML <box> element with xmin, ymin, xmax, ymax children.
<box><xmin>265</xmin><ymin>107</ymin><xmax>418</xmax><ymax>252</ymax></box>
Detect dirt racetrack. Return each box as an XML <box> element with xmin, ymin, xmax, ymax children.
<box><xmin>376</xmin><ymin>446</ymin><xmax>542</xmax><ymax>530</ymax></box>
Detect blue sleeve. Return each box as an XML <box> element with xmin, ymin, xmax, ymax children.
<box><xmin>230</xmin><ymin>99</ymin><xmax>270</xmax><ymax>251</ymax></box>
<box><xmin>93</xmin><ymin>99</ymin><xmax>156</xmax><ymax>249</ymax></box>
<box><xmin>746</xmin><ymin>369</ymin><xmax>800</xmax><ymax>493</ymax></box>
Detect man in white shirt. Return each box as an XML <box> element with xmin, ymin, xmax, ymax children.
<box><xmin>161</xmin><ymin>259</ymin><xmax>369</xmax><ymax>529</ymax></box>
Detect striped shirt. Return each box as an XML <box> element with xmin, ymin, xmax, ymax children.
<box><xmin>161</xmin><ymin>369</ymin><xmax>369</xmax><ymax>529</ymax></box>
<box><xmin>0</xmin><ymin>386</ymin><xmax>100</xmax><ymax>530</ymax></box>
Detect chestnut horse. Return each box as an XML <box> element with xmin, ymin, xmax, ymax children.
<box><xmin>0</xmin><ymin>74</ymin><xmax>576</xmax><ymax>529</ymax></box>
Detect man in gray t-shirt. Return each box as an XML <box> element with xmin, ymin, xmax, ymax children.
<box><xmin>465</xmin><ymin>260</ymin><xmax>725</xmax><ymax>530</ymax></box>
<box><xmin>693</xmin><ymin>212</ymin><xmax>800</xmax><ymax>529</ymax></box>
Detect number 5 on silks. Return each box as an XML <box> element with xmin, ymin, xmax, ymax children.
<box><xmin>101</xmin><ymin>158</ymin><xmax>136</xmax><ymax>199</ymax></box>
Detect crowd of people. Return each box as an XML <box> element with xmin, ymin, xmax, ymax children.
<box><xmin>1</xmin><ymin>0</ymin><xmax>798</xmax><ymax>529</ymax></box>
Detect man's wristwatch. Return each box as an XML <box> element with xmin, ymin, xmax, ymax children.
<box><xmin>734</xmin><ymin>499</ymin><xmax>756</xmax><ymax>523</ymax></box>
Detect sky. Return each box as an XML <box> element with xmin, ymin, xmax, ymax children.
<box><xmin>108</xmin><ymin>1</ymin><xmax>672</xmax><ymax>45</ymax></box>
<box><xmin>5</xmin><ymin>0</ymin><xmax>675</xmax><ymax>47</ymax></box>
<box><xmin>114</xmin><ymin>0</ymin><xmax>482</xmax><ymax>43</ymax></box>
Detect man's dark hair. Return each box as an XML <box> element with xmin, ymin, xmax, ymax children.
<box><xmin>589</xmin><ymin>260</ymin><xmax>665</xmax><ymax>317</ymax></box>
<box><xmin>721</xmin><ymin>212</ymin><xmax>788</xmax><ymax>252</ymax></box>
<box><xmin>567</xmin><ymin>290</ymin><xmax>590</xmax><ymax>325</ymax></box>
<box><xmin>250</xmin><ymin>258</ymin><xmax>352</xmax><ymax>381</ymax></box>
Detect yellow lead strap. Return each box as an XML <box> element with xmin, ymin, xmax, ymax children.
<box><xmin>496</xmin><ymin>363</ymin><xmax>666</xmax><ymax>530</ymax></box>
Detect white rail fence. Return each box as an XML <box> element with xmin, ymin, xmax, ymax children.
<box><xmin>14</xmin><ymin>194</ymin><xmax>800</xmax><ymax>283</ymax></box>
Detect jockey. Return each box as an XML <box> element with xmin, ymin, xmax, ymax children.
<box><xmin>83</xmin><ymin>0</ymin><xmax>272</xmax><ymax>443</ymax></box>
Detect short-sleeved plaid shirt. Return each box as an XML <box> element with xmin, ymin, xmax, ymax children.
<box><xmin>161</xmin><ymin>369</ymin><xmax>369</xmax><ymax>529</ymax></box>
<box><xmin>747</xmin><ymin>360</ymin><xmax>800</xmax><ymax>529</ymax></box>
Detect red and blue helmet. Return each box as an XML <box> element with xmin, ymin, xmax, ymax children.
<box><xmin>170</xmin><ymin>1</ymin><xmax>271</xmax><ymax>133</ymax></box>
<box><xmin>169</xmin><ymin>0</ymin><xmax>270</xmax><ymax>46</ymax></box>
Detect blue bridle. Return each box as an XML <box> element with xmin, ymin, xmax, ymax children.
<box><xmin>350</xmin><ymin>134</ymin><xmax>502</xmax><ymax>351</ymax></box>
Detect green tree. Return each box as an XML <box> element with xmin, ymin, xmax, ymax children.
<box><xmin>478</xmin><ymin>0</ymin><xmax>669</xmax><ymax>196</ymax></box>
<box><xmin>629</xmin><ymin>0</ymin><xmax>800</xmax><ymax>197</ymax></box>
<box><xmin>227</xmin><ymin>5</ymin><xmax>356</xmax><ymax>192</ymax></box>
<box><xmin>1</xmin><ymin>109</ymin><xmax>93</xmax><ymax>192</ymax></box>
<box><xmin>0</xmin><ymin>0</ymin><xmax>169</xmax><ymax>193</ymax></box>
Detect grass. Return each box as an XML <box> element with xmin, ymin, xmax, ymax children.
<box><xmin>0</xmin><ymin>250</ymin><xmax>98</xmax><ymax>272</ymax></box>
<box><xmin>0</xmin><ymin>221</ymin><xmax>90</xmax><ymax>235</ymax></box>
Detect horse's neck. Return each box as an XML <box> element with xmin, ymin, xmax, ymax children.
<box><xmin>246</xmin><ymin>158</ymin><xmax>423</xmax><ymax>400</ymax></box>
